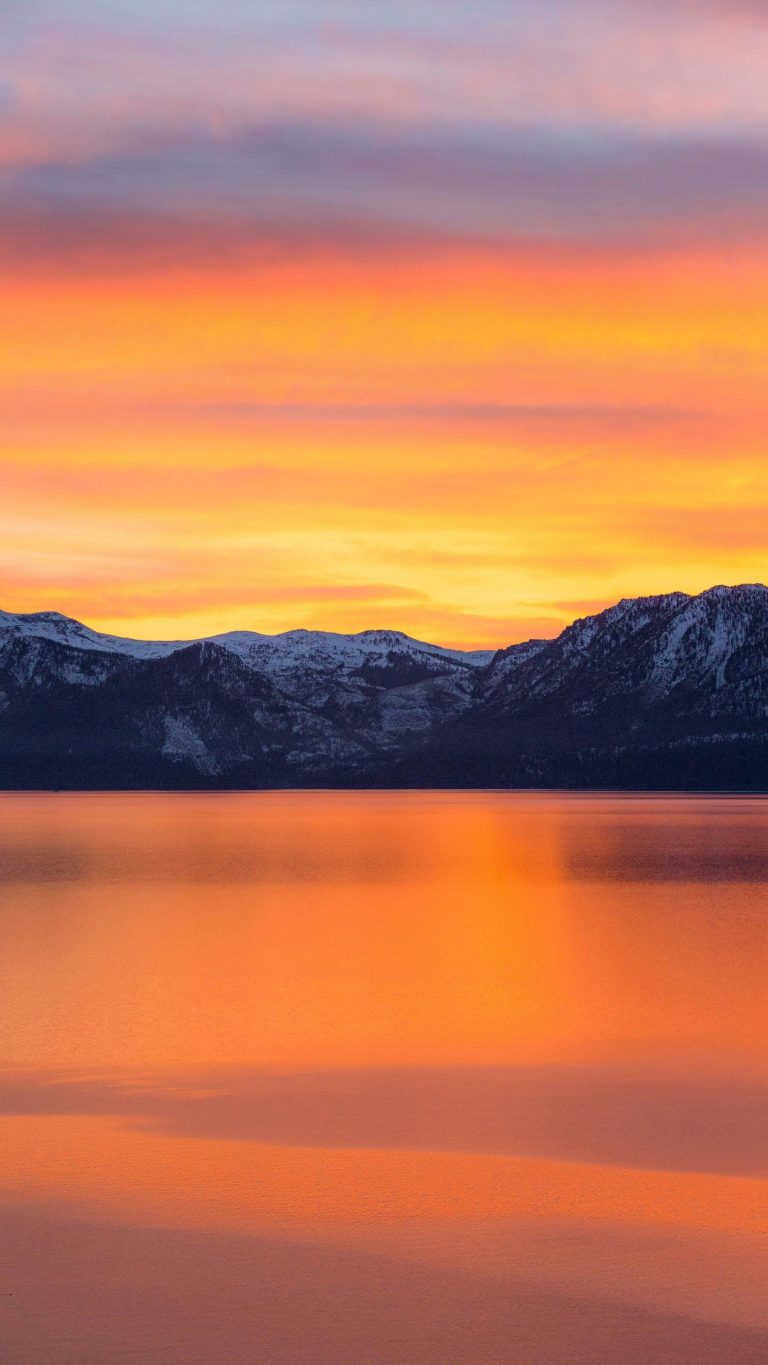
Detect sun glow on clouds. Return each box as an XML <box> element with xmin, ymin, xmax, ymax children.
<box><xmin>2</xmin><ymin>1</ymin><xmax>768</xmax><ymax>646</ymax></box>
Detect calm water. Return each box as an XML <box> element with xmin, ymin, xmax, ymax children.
<box><xmin>0</xmin><ymin>791</ymin><xmax>766</xmax><ymax>1364</ymax></box>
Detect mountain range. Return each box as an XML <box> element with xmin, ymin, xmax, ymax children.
<box><xmin>2</xmin><ymin>584</ymin><xmax>768</xmax><ymax>790</ymax></box>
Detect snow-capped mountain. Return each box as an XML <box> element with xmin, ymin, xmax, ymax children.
<box><xmin>2</xmin><ymin>586</ymin><xmax>767</xmax><ymax>789</ymax></box>
<box><xmin>0</xmin><ymin>610</ymin><xmax>498</xmax><ymax>787</ymax></box>
<box><xmin>413</xmin><ymin>584</ymin><xmax>768</xmax><ymax>789</ymax></box>
<box><xmin>0</xmin><ymin>609</ymin><xmax>495</xmax><ymax>672</ymax></box>
<box><xmin>478</xmin><ymin>584</ymin><xmax>768</xmax><ymax>733</ymax></box>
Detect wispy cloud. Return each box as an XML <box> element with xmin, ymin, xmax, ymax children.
<box><xmin>4</xmin><ymin>120</ymin><xmax>768</xmax><ymax>275</ymax></box>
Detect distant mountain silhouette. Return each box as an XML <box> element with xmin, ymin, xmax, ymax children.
<box><xmin>2</xmin><ymin>585</ymin><xmax>768</xmax><ymax>790</ymax></box>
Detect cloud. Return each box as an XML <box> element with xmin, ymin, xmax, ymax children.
<box><xmin>612</xmin><ymin>0</ymin><xmax>768</xmax><ymax>15</ymax></box>
<box><xmin>628</xmin><ymin>504</ymin><xmax>768</xmax><ymax>554</ymax></box>
<box><xmin>2</xmin><ymin>1</ymin><xmax>766</xmax><ymax>648</ymax></box>
<box><xmin>4</xmin><ymin>0</ymin><xmax>768</xmax><ymax>170</ymax></box>
<box><xmin>3</xmin><ymin>117</ymin><xmax>768</xmax><ymax>277</ymax></box>
<box><xmin>178</xmin><ymin>401</ymin><xmax>703</xmax><ymax>428</ymax></box>
<box><xmin>0</xmin><ymin>558</ymin><xmax>433</xmax><ymax>635</ymax></box>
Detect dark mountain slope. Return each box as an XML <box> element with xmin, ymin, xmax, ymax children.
<box><xmin>398</xmin><ymin>586</ymin><xmax>768</xmax><ymax>789</ymax></box>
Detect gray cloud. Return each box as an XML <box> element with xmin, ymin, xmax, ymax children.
<box><xmin>171</xmin><ymin>401</ymin><xmax>705</xmax><ymax>426</ymax></box>
<box><xmin>4</xmin><ymin>121</ymin><xmax>768</xmax><ymax>269</ymax></box>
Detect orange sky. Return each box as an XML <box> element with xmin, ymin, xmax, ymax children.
<box><xmin>2</xmin><ymin>2</ymin><xmax>768</xmax><ymax>647</ymax></box>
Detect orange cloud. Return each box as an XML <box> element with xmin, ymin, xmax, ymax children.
<box><xmin>3</xmin><ymin>215</ymin><xmax>768</xmax><ymax>646</ymax></box>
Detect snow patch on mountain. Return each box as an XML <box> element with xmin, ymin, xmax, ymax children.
<box><xmin>0</xmin><ymin>610</ymin><xmax>182</xmax><ymax>659</ymax></box>
<box><xmin>161</xmin><ymin>715</ymin><xmax>220</xmax><ymax>775</ymax></box>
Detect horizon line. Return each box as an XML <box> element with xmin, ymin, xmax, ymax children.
<box><xmin>2</xmin><ymin>582</ymin><xmax>765</xmax><ymax>656</ymax></box>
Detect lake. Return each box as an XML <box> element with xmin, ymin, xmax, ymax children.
<box><xmin>0</xmin><ymin>791</ymin><xmax>766</xmax><ymax>1363</ymax></box>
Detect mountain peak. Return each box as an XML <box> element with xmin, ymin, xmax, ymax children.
<box><xmin>698</xmin><ymin>582</ymin><xmax>768</xmax><ymax>600</ymax></box>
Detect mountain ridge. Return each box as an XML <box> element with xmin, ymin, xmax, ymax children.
<box><xmin>2</xmin><ymin>584</ymin><xmax>768</xmax><ymax>790</ymax></box>
<box><xmin>0</xmin><ymin>607</ymin><xmax>499</xmax><ymax>666</ymax></box>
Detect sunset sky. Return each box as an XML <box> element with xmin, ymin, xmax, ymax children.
<box><xmin>2</xmin><ymin>0</ymin><xmax>768</xmax><ymax>647</ymax></box>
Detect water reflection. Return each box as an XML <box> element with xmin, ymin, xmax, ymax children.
<box><xmin>0</xmin><ymin>1064</ymin><xmax>765</xmax><ymax>1175</ymax></box>
<box><xmin>0</xmin><ymin>792</ymin><xmax>766</xmax><ymax>1364</ymax></box>
<box><xmin>4</xmin><ymin>1203</ymin><xmax>766</xmax><ymax>1365</ymax></box>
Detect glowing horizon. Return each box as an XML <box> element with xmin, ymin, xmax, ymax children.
<box><xmin>3</xmin><ymin>1</ymin><xmax>768</xmax><ymax>649</ymax></box>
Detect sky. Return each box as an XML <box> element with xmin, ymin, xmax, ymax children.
<box><xmin>2</xmin><ymin>0</ymin><xmax>768</xmax><ymax>647</ymax></box>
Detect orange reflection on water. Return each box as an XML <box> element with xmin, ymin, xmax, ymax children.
<box><xmin>0</xmin><ymin>793</ymin><xmax>765</xmax><ymax>1075</ymax></box>
<box><xmin>1</xmin><ymin>1115</ymin><xmax>765</xmax><ymax>1238</ymax></box>
<box><xmin>0</xmin><ymin>794</ymin><xmax>767</xmax><ymax>1362</ymax></box>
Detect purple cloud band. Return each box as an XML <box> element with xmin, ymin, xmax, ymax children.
<box><xmin>3</xmin><ymin>122</ymin><xmax>768</xmax><ymax>268</ymax></box>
